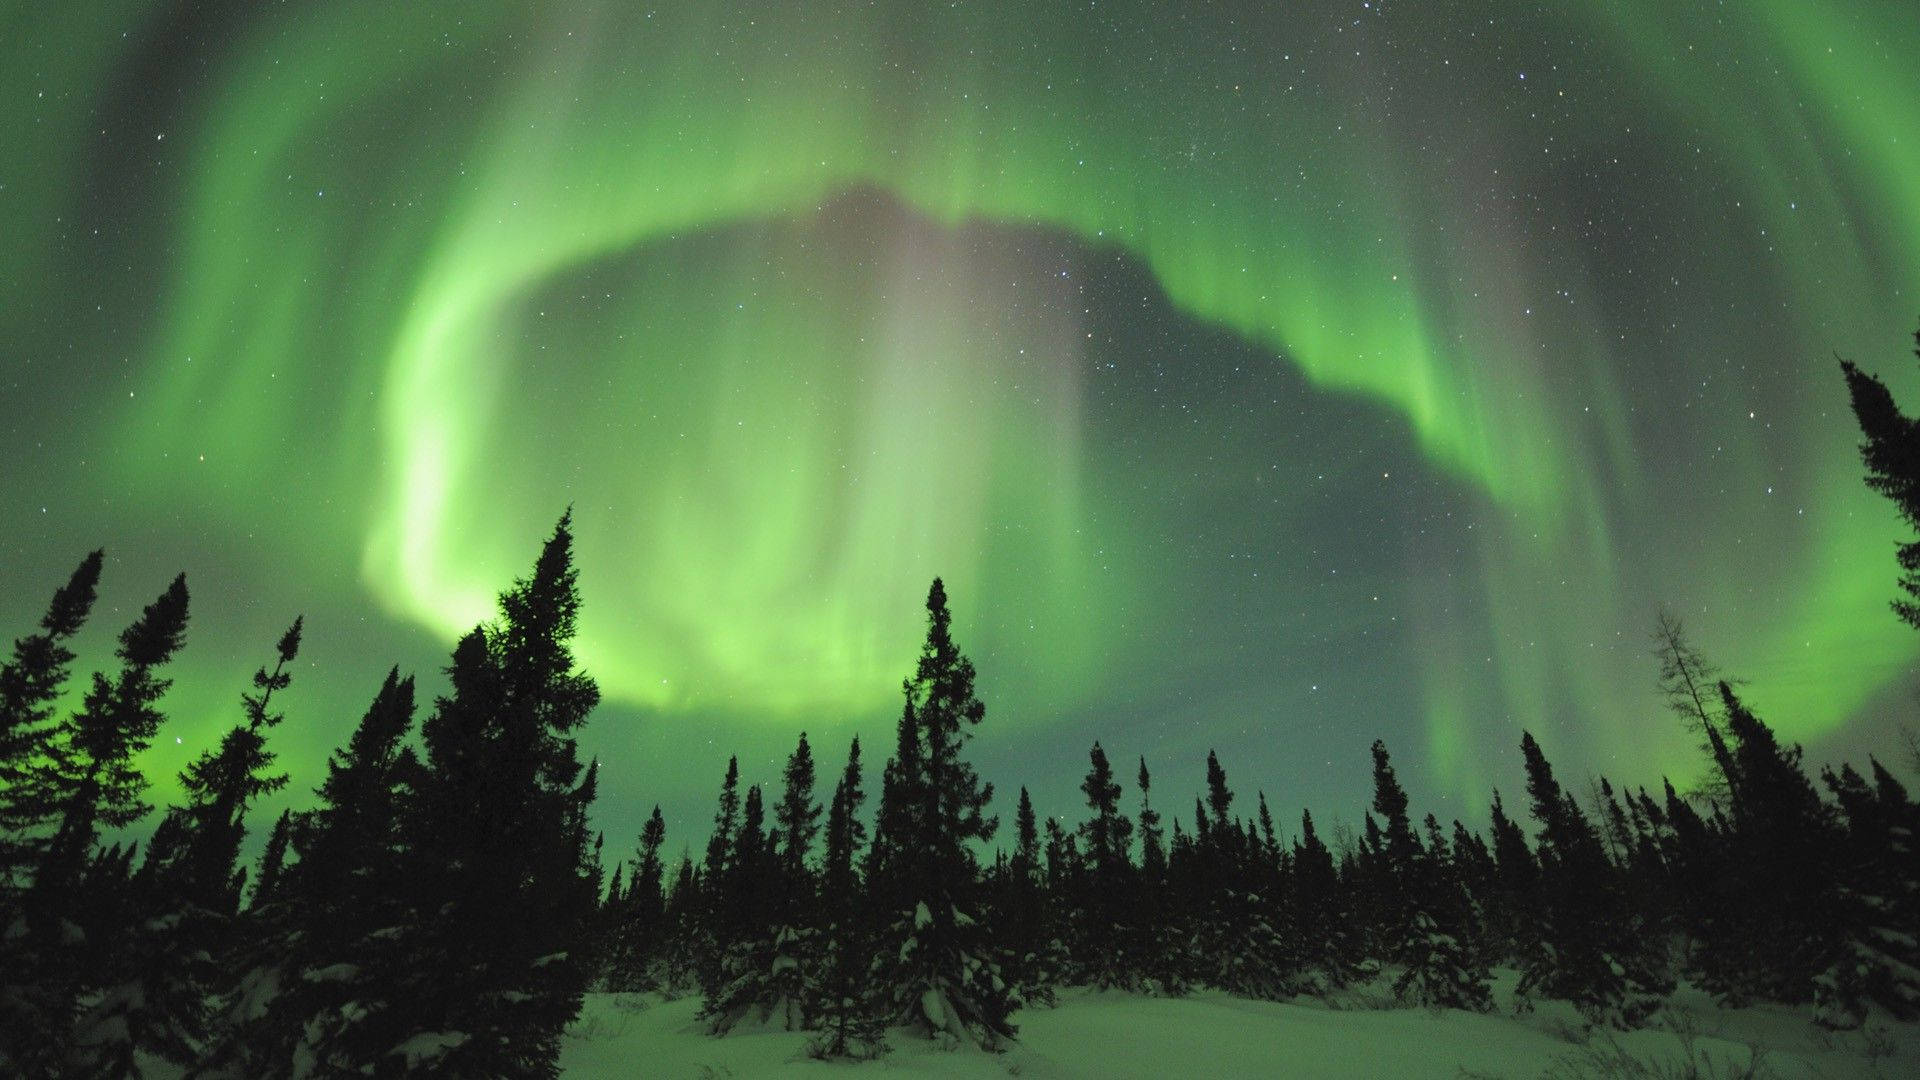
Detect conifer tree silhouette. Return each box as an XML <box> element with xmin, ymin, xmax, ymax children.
<box><xmin>0</xmin><ymin>550</ymin><xmax>102</xmax><ymax>894</ymax></box>
<box><xmin>870</xmin><ymin>579</ymin><xmax>1014</xmax><ymax>1047</ymax></box>
<box><xmin>1841</xmin><ymin>322</ymin><xmax>1920</xmax><ymax>626</ymax></box>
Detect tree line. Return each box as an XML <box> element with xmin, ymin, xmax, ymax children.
<box><xmin>2</xmin><ymin>326</ymin><xmax>1920</xmax><ymax>1075</ymax></box>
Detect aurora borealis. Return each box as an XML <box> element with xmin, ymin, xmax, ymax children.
<box><xmin>4</xmin><ymin>1</ymin><xmax>1918</xmax><ymax>844</ymax></box>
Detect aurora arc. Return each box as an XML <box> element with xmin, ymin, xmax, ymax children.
<box><xmin>4</xmin><ymin>0</ymin><xmax>1919</xmax><ymax>822</ymax></box>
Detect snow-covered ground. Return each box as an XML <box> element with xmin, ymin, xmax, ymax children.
<box><xmin>559</xmin><ymin>971</ymin><xmax>1920</xmax><ymax>1079</ymax></box>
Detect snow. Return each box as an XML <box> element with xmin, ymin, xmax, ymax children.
<box><xmin>558</xmin><ymin>969</ymin><xmax>1920</xmax><ymax>1079</ymax></box>
<box><xmin>392</xmin><ymin>1030</ymin><xmax>469</xmax><ymax>1066</ymax></box>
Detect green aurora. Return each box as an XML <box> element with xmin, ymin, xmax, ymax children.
<box><xmin>3</xmin><ymin>0</ymin><xmax>1918</xmax><ymax>839</ymax></box>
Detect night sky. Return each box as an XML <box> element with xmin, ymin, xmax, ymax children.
<box><xmin>4</xmin><ymin>1</ymin><xmax>1918</xmax><ymax>856</ymax></box>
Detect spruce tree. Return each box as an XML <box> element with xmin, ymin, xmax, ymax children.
<box><xmin>1514</xmin><ymin>731</ymin><xmax>1669</xmax><ymax>1027</ymax></box>
<box><xmin>608</xmin><ymin>806</ymin><xmax>668</xmax><ymax>992</ymax></box>
<box><xmin>1290</xmin><ymin>807</ymin><xmax>1357</xmax><ymax>988</ymax></box>
<box><xmin>89</xmin><ymin>618</ymin><xmax>304</xmax><ymax>1070</ymax></box>
<box><xmin>387</xmin><ymin>513</ymin><xmax>603</xmax><ymax>1076</ymax></box>
<box><xmin>194</xmin><ymin>669</ymin><xmax>415</xmax><ymax>1078</ymax></box>
<box><xmin>1132</xmin><ymin>757</ymin><xmax>1186</xmax><ymax>993</ymax></box>
<box><xmin>809</xmin><ymin>737</ymin><xmax>886</xmax><ymax>1058</ymax></box>
<box><xmin>1840</xmin><ymin>323</ymin><xmax>1920</xmax><ymax>627</ymax></box>
<box><xmin>1370</xmin><ymin>740</ymin><xmax>1490</xmax><ymax>1012</ymax></box>
<box><xmin>870</xmin><ymin>579</ymin><xmax>1015</xmax><ymax>1047</ymax></box>
<box><xmin>6</xmin><ymin>573</ymin><xmax>189</xmax><ymax>1077</ymax></box>
<box><xmin>1691</xmin><ymin>683</ymin><xmax>1838</xmax><ymax>1005</ymax></box>
<box><xmin>0</xmin><ymin>550</ymin><xmax>103</xmax><ymax>894</ymax></box>
<box><xmin>995</xmin><ymin>786</ymin><xmax>1059</xmax><ymax>1004</ymax></box>
<box><xmin>1073</xmin><ymin>741</ymin><xmax>1137</xmax><ymax>989</ymax></box>
<box><xmin>1814</xmin><ymin>760</ymin><xmax>1920</xmax><ymax>1027</ymax></box>
<box><xmin>1189</xmin><ymin>752</ymin><xmax>1295</xmax><ymax>999</ymax></box>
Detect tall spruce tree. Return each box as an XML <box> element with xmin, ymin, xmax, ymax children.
<box><xmin>1514</xmin><ymin>731</ymin><xmax>1669</xmax><ymax>1027</ymax></box>
<box><xmin>1073</xmin><ymin>741</ymin><xmax>1137</xmax><ymax>989</ymax></box>
<box><xmin>1814</xmin><ymin>760</ymin><xmax>1920</xmax><ymax>1027</ymax></box>
<box><xmin>608</xmin><ymin>806</ymin><xmax>668</xmax><ymax>992</ymax></box>
<box><xmin>196</xmin><ymin>669</ymin><xmax>421</xmax><ymax>1078</ymax></box>
<box><xmin>1188</xmin><ymin>752</ymin><xmax>1295</xmax><ymax>1000</ymax></box>
<box><xmin>1370</xmin><ymin>740</ymin><xmax>1491</xmax><ymax>1012</ymax></box>
<box><xmin>1483</xmin><ymin>790</ymin><xmax>1538</xmax><ymax>965</ymax></box>
<box><xmin>387</xmin><ymin>512</ymin><xmax>602</xmax><ymax>1076</ymax></box>
<box><xmin>1840</xmin><ymin>323</ymin><xmax>1920</xmax><ymax>627</ymax></box>
<box><xmin>87</xmin><ymin>617</ymin><xmax>304</xmax><ymax>1070</ymax></box>
<box><xmin>995</xmin><ymin>786</ymin><xmax>1058</xmax><ymax>1004</ymax></box>
<box><xmin>1691</xmin><ymin>683</ymin><xmax>1837</xmax><ymax>1005</ymax></box>
<box><xmin>810</xmin><ymin>737</ymin><xmax>886</xmax><ymax>1058</ymax></box>
<box><xmin>1291</xmin><ymin>807</ymin><xmax>1356</xmax><ymax>988</ymax></box>
<box><xmin>7</xmin><ymin>574</ymin><xmax>190</xmax><ymax>1077</ymax></box>
<box><xmin>0</xmin><ymin>550</ymin><xmax>103</xmax><ymax>895</ymax></box>
<box><xmin>0</xmin><ymin>551</ymin><xmax>106</xmax><ymax>1076</ymax></box>
<box><xmin>775</xmin><ymin>733</ymin><xmax>821</xmax><ymax>896</ymax></box>
<box><xmin>870</xmin><ymin>579</ymin><xmax>1014</xmax><ymax>1047</ymax></box>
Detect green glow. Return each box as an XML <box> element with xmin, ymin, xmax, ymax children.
<box><xmin>5</xmin><ymin>0</ymin><xmax>1920</xmax><ymax>823</ymax></box>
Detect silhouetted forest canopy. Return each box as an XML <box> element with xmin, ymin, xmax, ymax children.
<box><xmin>5</xmin><ymin>329</ymin><xmax>1920</xmax><ymax>1076</ymax></box>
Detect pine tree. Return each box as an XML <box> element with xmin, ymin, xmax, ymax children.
<box><xmin>775</xmin><ymin>732</ymin><xmax>822</xmax><ymax>904</ymax></box>
<box><xmin>251</xmin><ymin>810</ymin><xmax>293</xmax><ymax>907</ymax></box>
<box><xmin>200</xmin><ymin>693</ymin><xmax>412</xmax><ymax>1080</ymax></box>
<box><xmin>0</xmin><ymin>550</ymin><xmax>102</xmax><ymax>895</ymax></box>
<box><xmin>1132</xmin><ymin>757</ymin><xmax>1186</xmax><ymax>994</ymax></box>
<box><xmin>1369</xmin><ymin>741</ymin><xmax>1491</xmax><ymax>1012</ymax></box>
<box><xmin>84</xmin><ymin>616</ymin><xmax>302</xmax><ymax>1070</ymax></box>
<box><xmin>705</xmin><ymin>733</ymin><xmax>825</xmax><ymax>1034</ymax></box>
<box><xmin>1690</xmin><ymin>683</ymin><xmax>1838</xmax><ymax>1005</ymax></box>
<box><xmin>1814</xmin><ymin>760</ymin><xmax>1920</xmax><ymax>1027</ymax></box>
<box><xmin>1072</xmin><ymin>741</ymin><xmax>1137</xmax><ymax>989</ymax></box>
<box><xmin>1840</xmin><ymin>323</ymin><xmax>1920</xmax><ymax>626</ymax></box>
<box><xmin>809</xmin><ymin>737</ymin><xmax>886</xmax><ymax>1058</ymax></box>
<box><xmin>694</xmin><ymin>755</ymin><xmax>741</xmax><ymax>988</ymax></box>
<box><xmin>702</xmin><ymin>785</ymin><xmax>790</xmax><ymax>1033</ymax></box>
<box><xmin>5</xmin><ymin>573</ymin><xmax>189</xmax><ymax>1077</ymax></box>
<box><xmin>995</xmin><ymin>785</ymin><xmax>1059</xmax><ymax>1004</ymax></box>
<box><xmin>37</xmin><ymin>574</ymin><xmax>191</xmax><ymax>904</ymax></box>
<box><xmin>1189</xmin><ymin>752</ymin><xmax>1296</xmax><ymax>1000</ymax></box>
<box><xmin>870</xmin><ymin>579</ymin><xmax>1015</xmax><ymax>1047</ymax></box>
<box><xmin>386</xmin><ymin>512</ymin><xmax>603</xmax><ymax>1076</ymax></box>
<box><xmin>1290</xmin><ymin>807</ymin><xmax>1357</xmax><ymax>989</ymax></box>
<box><xmin>608</xmin><ymin>806</ymin><xmax>668</xmax><ymax>992</ymax></box>
<box><xmin>1514</xmin><ymin>731</ymin><xmax>1669</xmax><ymax>1027</ymax></box>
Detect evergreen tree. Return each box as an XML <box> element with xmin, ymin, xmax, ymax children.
<box><xmin>1370</xmin><ymin>740</ymin><xmax>1491</xmax><ymax>1012</ymax></box>
<box><xmin>809</xmin><ymin>738</ymin><xmax>886</xmax><ymax>1058</ymax></box>
<box><xmin>386</xmin><ymin>513</ymin><xmax>603</xmax><ymax>1076</ymax></box>
<box><xmin>1131</xmin><ymin>757</ymin><xmax>1186</xmax><ymax>993</ymax></box>
<box><xmin>1188</xmin><ymin>752</ymin><xmax>1296</xmax><ymax>1000</ymax></box>
<box><xmin>703</xmin><ymin>782</ymin><xmax>796</xmax><ymax>1033</ymax></box>
<box><xmin>608</xmin><ymin>806</ymin><xmax>668</xmax><ymax>992</ymax></box>
<box><xmin>775</xmin><ymin>732</ymin><xmax>821</xmax><ymax>904</ymax></box>
<box><xmin>1691</xmin><ymin>683</ymin><xmax>1838</xmax><ymax>1005</ymax></box>
<box><xmin>0</xmin><ymin>550</ymin><xmax>102</xmax><ymax>894</ymax></box>
<box><xmin>250</xmin><ymin>809</ymin><xmax>293</xmax><ymax>907</ymax></box>
<box><xmin>1840</xmin><ymin>323</ymin><xmax>1920</xmax><ymax>627</ymax></box>
<box><xmin>200</xmin><ymin>668</ymin><xmax>420</xmax><ymax>1075</ymax></box>
<box><xmin>870</xmin><ymin>579</ymin><xmax>1015</xmax><ymax>1047</ymax></box>
<box><xmin>1814</xmin><ymin>760</ymin><xmax>1920</xmax><ymax>1027</ymax></box>
<box><xmin>86</xmin><ymin>617</ymin><xmax>303</xmax><ymax>1070</ymax></box>
<box><xmin>5</xmin><ymin>573</ymin><xmax>189</xmax><ymax>1077</ymax></box>
<box><xmin>1514</xmin><ymin>731</ymin><xmax>1669</xmax><ymax>1027</ymax></box>
<box><xmin>1291</xmin><ymin>807</ymin><xmax>1358</xmax><ymax>988</ymax></box>
<box><xmin>694</xmin><ymin>755</ymin><xmax>741</xmax><ymax>987</ymax></box>
<box><xmin>992</xmin><ymin>786</ymin><xmax>1058</xmax><ymax>1005</ymax></box>
<box><xmin>1072</xmin><ymin>741</ymin><xmax>1138</xmax><ymax>989</ymax></box>
<box><xmin>36</xmin><ymin>574</ymin><xmax>191</xmax><ymax>904</ymax></box>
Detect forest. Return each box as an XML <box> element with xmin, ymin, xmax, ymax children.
<box><xmin>3</xmin><ymin>334</ymin><xmax>1920</xmax><ymax>1078</ymax></box>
